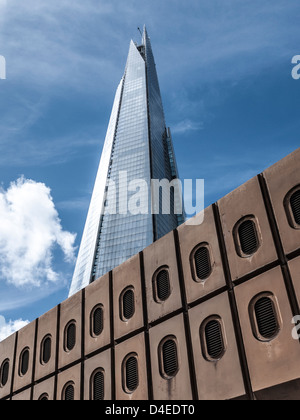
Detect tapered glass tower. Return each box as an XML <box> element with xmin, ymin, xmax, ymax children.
<box><xmin>69</xmin><ymin>27</ymin><xmax>184</xmax><ymax>296</ymax></box>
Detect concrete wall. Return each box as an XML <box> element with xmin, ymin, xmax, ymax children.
<box><xmin>0</xmin><ymin>148</ymin><xmax>300</xmax><ymax>400</ymax></box>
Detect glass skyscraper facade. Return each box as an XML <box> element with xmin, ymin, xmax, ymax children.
<box><xmin>69</xmin><ymin>27</ymin><xmax>184</xmax><ymax>296</ymax></box>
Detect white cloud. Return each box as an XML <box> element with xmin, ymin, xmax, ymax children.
<box><xmin>172</xmin><ymin>119</ymin><xmax>204</xmax><ymax>134</ymax></box>
<box><xmin>0</xmin><ymin>177</ymin><xmax>76</xmax><ymax>287</ymax></box>
<box><xmin>0</xmin><ymin>315</ymin><xmax>29</xmax><ymax>342</ymax></box>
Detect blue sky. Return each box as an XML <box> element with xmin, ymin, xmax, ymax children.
<box><xmin>0</xmin><ymin>0</ymin><xmax>299</xmax><ymax>339</ymax></box>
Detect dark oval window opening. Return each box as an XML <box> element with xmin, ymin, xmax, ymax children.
<box><xmin>161</xmin><ymin>338</ymin><xmax>179</xmax><ymax>379</ymax></box>
<box><xmin>204</xmin><ymin>319</ymin><xmax>225</xmax><ymax>361</ymax></box>
<box><xmin>194</xmin><ymin>246</ymin><xmax>212</xmax><ymax>281</ymax></box>
<box><xmin>121</xmin><ymin>288</ymin><xmax>135</xmax><ymax>321</ymax></box>
<box><xmin>63</xmin><ymin>383</ymin><xmax>75</xmax><ymax>401</ymax></box>
<box><xmin>41</xmin><ymin>335</ymin><xmax>51</xmax><ymax>365</ymax></box>
<box><xmin>238</xmin><ymin>219</ymin><xmax>259</xmax><ymax>256</ymax></box>
<box><xmin>65</xmin><ymin>322</ymin><xmax>76</xmax><ymax>352</ymax></box>
<box><xmin>91</xmin><ymin>306</ymin><xmax>104</xmax><ymax>337</ymax></box>
<box><xmin>92</xmin><ymin>370</ymin><xmax>105</xmax><ymax>401</ymax></box>
<box><xmin>38</xmin><ymin>393</ymin><xmax>49</xmax><ymax>401</ymax></box>
<box><xmin>254</xmin><ymin>297</ymin><xmax>279</xmax><ymax>340</ymax></box>
<box><xmin>19</xmin><ymin>348</ymin><xmax>29</xmax><ymax>377</ymax></box>
<box><xmin>123</xmin><ymin>355</ymin><xmax>139</xmax><ymax>393</ymax></box>
<box><xmin>290</xmin><ymin>189</ymin><xmax>300</xmax><ymax>226</ymax></box>
<box><xmin>155</xmin><ymin>269</ymin><xmax>171</xmax><ymax>302</ymax></box>
<box><xmin>0</xmin><ymin>359</ymin><xmax>9</xmax><ymax>387</ymax></box>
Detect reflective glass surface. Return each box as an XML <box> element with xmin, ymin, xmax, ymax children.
<box><xmin>69</xmin><ymin>29</ymin><xmax>184</xmax><ymax>296</ymax></box>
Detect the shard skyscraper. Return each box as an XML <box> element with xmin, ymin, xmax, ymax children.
<box><xmin>69</xmin><ymin>27</ymin><xmax>184</xmax><ymax>296</ymax></box>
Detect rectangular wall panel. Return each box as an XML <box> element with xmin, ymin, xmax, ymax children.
<box><xmin>263</xmin><ymin>148</ymin><xmax>300</xmax><ymax>255</ymax></box>
<box><xmin>115</xmin><ymin>333</ymin><xmax>148</xmax><ymax>400</ymax></box>
<box><xmin>112</xmin><ymin>254</ymin><xmax>144</xmax><ymax>340</ymax></box>
<box><xmin>218</xmin><ymin>176</ymin><xmax>277</xmax><ymax>281</ymax></box>
<box><xmin>177</xmin><ymin>206</ymin><xmax>226</xmax><ymax>303</ymax></box>
<box><xmin>143</xmin><ymin>231</ymin><xmax>182</xmax><ymax>323</ymax></box>
<box><xmin>235</xmin><ymin>266</ymin><xmax>300</xmax><ymax>392</ymax></box>
<box><xmin>84</xmin><ymin>273</ymin><xmax>111</xmax><ymax>356</ymax></box>
<box><xmin>34</xmin><ymin>306</ymin><xmax>58</xmax><ymax>382</ymax></box>
<box><xmin>84</xmin><ymin>349</ymin><xmax>111</xmax><ymax>401</ymax></box>
<box><xmin>149</xmin><ymin>314</ymin><xmax>192</xmax><ymax>400</ymax></box>
<box><xmin>189</xmin><ymin>292</ymin><xmax>245</xmax><ymax>400</ymax></box>
<box><xmin>58</xmin><ymin>291</ymin><xmax>82</xmax><ymax>370</ymax></box>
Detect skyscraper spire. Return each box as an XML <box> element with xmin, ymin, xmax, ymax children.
<box><xmin>69</xmin><ymin>29</ymin><xmax>184</xmax><ymax>297</ymax></box>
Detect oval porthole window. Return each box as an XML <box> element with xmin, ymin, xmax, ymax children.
<box><xmin>290</xmin><ymin>189</ymin><xmax>300</xmax><ymax>226</ymax></box>
<box><xmin>122</xmin><ymin>354</ymin><xmax>139</xmax><ymax>394</ymax></box>
<box><xmin>159</xmin><ymin>336</ymin><xmax>179</xmax><ymax>379</ymax></box>
<box><xmin>91</xmin><ymin>305</ymin><xmax>104</xmax><ymax>337</ymax></box>
<box><xmin>249</xmin><ymin>293</ymin><xmax>281</xmax><ymax>342</ymax></box>
<box><xmin>285</xmin><ymin>186</ymin><xmax>300</xmax><ymax>229</ymax></box>
<box><xmin>120</xmin><ymin>287</ymin><xmax>135</xmax><ymax>321</ymax></box>
<box><xmin>38</xmin><ymin>393</ymin><xmax>49</xmax><ymax>401</ymax></box>
<box><xmin>234</xmin><ymin>216</ymin><xmax>260</xmax><ymax>257</ymax></box>
<box><xmin>0</xmin><ymin>359</ymin><xmax>9</xmax><ymax>388</ymax></box>
<box><xmin>19</xmin><ymin>348</ymin><xmax>29</xmax><ymax>377</ymax></box>
<box><xmin>153</xmin><ymin>267</ymin><xmax>171</xmax><ymax>303</ymax></box>
<box><xmin>41</xmin><ymin>335</ymin><xmax>52</xmax><ymax>365</ymax></box>
<box><xmin>200</xmin><ymin>317</ymin><xmax>226</xmax><ymax>362</ymax></box>
<box><xmin>91</xmin><ymin>369</ymin><xmax>105</xmax><ymax>401</ymax></box>
<box><xmin>64</xmin><ymin>321</ymin><xmax>76</xmax><ymax>352</ymax></box>
<box><xmin>63</xmin><ymin>382</ymin><xmax>75</xmax><ymax>401</ymax></box>
<box><xmin>191</xmin><ymin>244</ymin><xmax>212</xmax><ymax>282</ymax></box>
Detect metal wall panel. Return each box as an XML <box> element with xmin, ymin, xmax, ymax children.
<box><xmin>56</xmin><ymin>363</ymin><xmax>81</xmax><ymax>401</ymax></box>
<box><xmin>84</xmin><ymin>273</ymin><xmax>111</xmax><ymax>355</ymax></box>
<box><xmin>32</xmin><ymin>377</ymin><xmax>55</xmax><ymax>401</ymax></box>
<box><xmin>0</xmin><ymin>333</ymin><xmax>16</xmax><ymax>399</ymax></box>
<box><xmin>114</xmin><ymin>333</ymin><xmax>148</xmax><ymax>400</ymax></box>
<box><xmin>189</xmin><ymin>292</ymin><xmax>245</xmax><ymax>400</ymax></box>
<box><xmin>177</xmin><ymin>206</ymin><xmax>226</xmax><ymax>303</ymax></box>
<box><xmin>143</xmin><ymin>231</ymin><xmax>182</xmax><ymax>323</ymax></box>
<box><xmin>263</xmin><ymin>148</ymin><xmax>300</xmax><ymax>255</ymax></box>
<box><xmin>84</xmin><ymin>349</ymin><xmax>111</xmax><ymax>401</ymax></box>
<box><xmin>34</xmin><ymin>306</ymin><xmax>58</xmax><ymax>382</ymax></box>
<box><xmin>58</xmin><ymin>291</ymin><xmax>82</xmax><ymax>369</ymax></box>
<box><xmin>218</xmin><ymin>176</ymin><xmax>277</xmax><ymax>281</ymax></box>
<box><xmin>235</xmin><ymin>266</ymin><xmax>300</xmax><ymax>392</ymax></box>
<box><xmin>13</xmin><ymin>320</ymin><xmax>36</xmax><ymax>393</ymax></box>
<box><xmin>149</xmin><ymin>314</ymin><xmax>192</xmax><ymax>400</ymax></box>
<box><xmin>112</xmin><ymin>254</ymin><xmax>144</xmax><ymax>340</ymax></box>
<box><xmin>289</xmin><ymin>256</ymin><xmax>300</xmax><ymax>307</ymax></box>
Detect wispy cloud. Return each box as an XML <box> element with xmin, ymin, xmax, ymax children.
<box><xmin>171</xmin><ymin>119</ymin><xmax>204</xmax><ymax>134</ymax></box>
<box><xmin>0</xmin><ymin>177</ymin><xmax>76</xmax><ymax>287</ymax></box>
<box><xmin>0</xmin><ymin>315</ymin><xmax>29</xmax><ymax>342</ymax></box>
